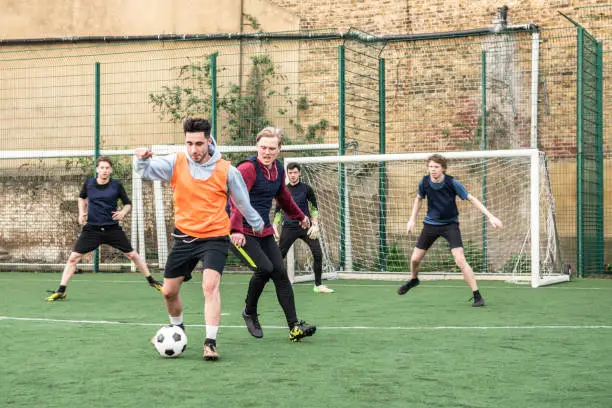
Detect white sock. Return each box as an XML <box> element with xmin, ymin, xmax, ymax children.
<box><xmin>206</xmin><ymin>325</ymin><xmax>218</xmax><ymax>340</ymax></box>
<box><xmin>170</xmin><ymin>313</ymin><xmax>183</xmax><ymax>326</ymax></box>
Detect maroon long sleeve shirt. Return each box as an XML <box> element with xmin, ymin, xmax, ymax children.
<box><xmin>230</xmin><ymin>158</ymin><xmax>304</xmax><ymax>237</ymax></box>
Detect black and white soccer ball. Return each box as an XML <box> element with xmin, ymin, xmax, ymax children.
<box><xmin>153</xmin><ymin>325</ymin><xmax>187</xmax><ymax>358</ymax></box>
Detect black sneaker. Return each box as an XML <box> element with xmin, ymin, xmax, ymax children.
<box><xmin>289</xmin><ymin>321</ymin><xmax>317</xmax><ymax>342</ymax></box>
<box><xmin>242</xmin><ymin>308</ymin><xmax>263</xmax><ymax>338</ymax></box>
<box><xmin>397</xmin><ymin>278</ymin><xmax>420</xmax><ymax>295</ymax></box>
<box><xmin>471</xmin><ymin>296</ymin><xmax>485</xmax><ymax>307</ymax></box>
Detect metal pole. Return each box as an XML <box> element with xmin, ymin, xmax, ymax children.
<box><xmin>481</xmin><ymin>51</ymin><xmax>488</xmax><ymax>273</ymax></box>
<box><xmin>93</xmin><ymin>62</ymin><xmax>101</xmax><ymax>273</ymax></box>
<box><xmin>530</xmin><ymin>32</ymin><xmax>540</xmax><ymax>148</ymax></box>
<box><xmin>378</xmin><ymin>58</ymin><xmax>386</xmax><ymax>271</ymax></box>
<box><xmin>596</xmin><ymin>41</ymin><xmax>604</xmax><ymax>274</ymax></box>
<box><xmin>210</xmin><ymin>53</ymin><xmax>218</xmax><ymax>140</ymax></box>
<box><xmin>338</xmin><ymin>45</ymin><xmax>346</xmax><ymax>269</ymax></box>
<box><xmin>576</xmin><ymin>27</ymin><xmax>584</xmax><ymax>278</ymax></box>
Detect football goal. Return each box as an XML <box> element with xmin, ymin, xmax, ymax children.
<box><xmin>283</xmin><ymin>149</ymin><xmax>570</xmax><ymax>288</ymax></box>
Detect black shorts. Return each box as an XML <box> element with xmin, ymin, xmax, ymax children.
<box><xmin>164</xmin><ymin>231</ymin><xmax>230</xmax><ymax>282</ymax></box>
<box><xmin>415</xmin><ymin>222</ymin><xmax>463</xmax><ymax>250</ymax></box>
<box><xmin>73</xmin><ymin>224</ymin><xmax>133</xmax><ymax>254</ymax></box>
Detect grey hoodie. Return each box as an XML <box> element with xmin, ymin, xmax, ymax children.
<box><xmin>134</xmin><ymin>149</ymin><xmax>264</xmax><ymax>233</ymax></box>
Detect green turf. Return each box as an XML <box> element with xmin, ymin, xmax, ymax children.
<box><xmin>1</xmin><ymin>272</ymin><xmax>611</xmax><ymax>408</ymax></box>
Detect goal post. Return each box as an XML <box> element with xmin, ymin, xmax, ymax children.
<box><xmin>284</xmin><ymin>149</ymin><xmax>570</xmax><ymax>288</ymax></box>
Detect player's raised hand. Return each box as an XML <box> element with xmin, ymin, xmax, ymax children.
<box><xmin>489</xmin><ymin>216</ymin><xmax>503</xmax><ymax>229</ymax></box>
<box><xmin>134</xmin><ymin>147</ymin><xmax>153</xmax><ymax>159</ymax></box>
<box><xmin>406</xmin><ymin>219</ymin><xmax>416</xmax><ymax>234</ymax></box>
<box><xmin>299</xmin><ymin>216</ymin><xmax>311</xmax><ymax>230</ymax></box>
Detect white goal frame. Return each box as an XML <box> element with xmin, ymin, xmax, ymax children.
<box><xmin>284</xmin><ymin>148</ymin><xmax>570</xmax><ymax>288</ymax></box>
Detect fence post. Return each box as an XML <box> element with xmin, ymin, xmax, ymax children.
<box><xmin>576</xmin><ymin>27</ymin><xmax>584</xmax><ymax>277</ymax></box>
<box><xmin>480</xmin><ymin>51</ymin><xmax>488</xmax><ymax>273</ymax></box>
<box><xmin>338</xmin><ymin>45</ymin><xmax>347</xmax><ymax>270</ymax></box>
<box><xmin>93</xmin><ymin>61</ymin><xmax>101</xmax><ymax>273</ymax></box>
<box><xmin>378</xmin><ymin>57</ymin><xmax>386</xmax><ymax>271</ymax></box>
<box><xmin>210</xmin><ymin>53</ymin><xmax>218</xmax><ymax>140</ymax></box>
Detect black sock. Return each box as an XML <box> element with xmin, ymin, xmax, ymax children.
<box><xmin>58</xmin><ymin>285</ymin><xmax>66</xmax><ymax>293</ymax></box>
<box><xmin>205</xmin><ymin>338</ymin><xmax>216</xmax><ymax>347</ymax></box>
<box><xmin>146</xmin><ymin>275</ymin><xmax>155</xmax><ymax>283</ymax></box>
<box><xmin>473</xmin><ymin>290</ymin><xmax>481</xmax><ymax>300</ymax></box>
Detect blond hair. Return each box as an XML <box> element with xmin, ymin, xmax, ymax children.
<box><xmin>255</xmin><ymin>126</ymin><xmax>283</xmax><ymax>146</ymax></box>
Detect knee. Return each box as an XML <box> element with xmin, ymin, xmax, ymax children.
<box><xmin>202</xmin><ymin>281</ymin><xmax>219</xmax><ymax>298</ymax></box>
<box><xmin>271</xmin><ymin>266</ymin><xmax>290</xmax><ymax>283</ymax></box>
<box><xmin>125</xmin><ymin>251</ymin><xmax>139</xmax><ymax>261</ymax></box>
<box><xmin>451</xmin><ymin>249</ymin><xmax>468</xmax><ymax>267</ymax></box>
<box><xmin>68</xmin><ymin>254</ymin><xmax>82</xmax><ymax>264</ymax></box>
<box><xmin>162</xmin><ymin>286</ymin><xmax>178</xmax><ymax>300</ymax></box>
<box><xmin>411</xmin><ymin>255</ymin><xmax>422</xmax><ymax>265</ymax></box>
<box><xmin>455</xmin><ymin>256</ymin><xmax>469</xmax><ymax>270</ymax></box>
<box><xmin>255</xmin><ymin>264</ymin><xmax>274</xmax><ymax>277</ymax></box>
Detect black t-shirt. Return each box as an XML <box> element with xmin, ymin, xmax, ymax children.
<box><xmin>276</xmin><ymin>181</ymin><xmax>317</xmax><ymax>226</ymax></box>
<box><xmin>80</xmin><ymin>177</ymin><xmax>131</xmax><ymax>225</ymax></box>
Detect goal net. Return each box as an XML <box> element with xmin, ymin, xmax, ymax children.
<box><xmin>284</xmin><ymin>149</ymin><xmax>570</xmax><ymax>288</ymax></box>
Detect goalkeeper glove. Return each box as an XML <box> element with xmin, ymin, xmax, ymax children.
<box><xmin>307</xmin><ymin>223</ymin><xmax>320</xmax><ymax>240</ymax></box>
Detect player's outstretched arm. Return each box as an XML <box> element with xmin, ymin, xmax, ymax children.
<box><xmin>467</xmin><ymin>194</ymin><xmax>503</xmax><ymax>229</ymax></box>
<box><xmin>133</xmin><ymin>148</ymin><xmax>175</xmax><ymax>182</ymax></box>
<box><xmin>406</xmin><ymin>195</ymin><xmax>423</xmax><ymax>233</ymax></box>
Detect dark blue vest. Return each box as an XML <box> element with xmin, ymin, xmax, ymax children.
<box><xmin>283</xmin><ymin>182</ymin><xmax>310</xmax><ymax>225</ymax></box>
<box><xmin>422</xmin><ymin>174</ymin><xmax>459</xmax><ymax>222</ymax></box>
<box><xmin>85</xmin><ymin>178</ymin><xmax>123</xmax><ymax>225</ymax></box>
<box><xmin>243</xmin><ymin>156</ymin><xmax>284</xmax><ymax>228</ymax></box>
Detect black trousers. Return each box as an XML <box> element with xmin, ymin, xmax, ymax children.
<box><xmin>231</xmin><ymin>234</ymin><xmax>298</xmax><ymax>328</ymax></box>
<box><xmin>278</xmin><ymin>224</ymin><xmax>323</xmax><ymax>286</ymax></box>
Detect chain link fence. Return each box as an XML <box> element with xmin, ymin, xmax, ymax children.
<box><xmin>0</xmin><ymin>23</ymin><xmax>607</xmax><ymax>275</ymax></box>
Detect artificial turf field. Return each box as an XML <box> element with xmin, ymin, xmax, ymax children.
<box><xmin>1</xmin><ymin>272</ymin><xmax>611</xmax><ymax>408</ymax></box>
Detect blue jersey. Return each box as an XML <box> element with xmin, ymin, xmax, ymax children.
<box><xmin>279</xmin><ymin>182</ymin><xmax>317</xmax><ymax>226</ymax></box>
<box><xmin>417</xmin><ymin>174</ymin><xmax>468</xmax><ymax>225</ymax></box>
<box><xmin>79</xmin><ymin>178</ymin><xmax>131</xmax><ymax>226</ymax></box>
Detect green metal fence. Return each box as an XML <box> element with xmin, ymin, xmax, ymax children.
<box><xmin>575</xmin><ymin>5</ymin><xmax>611</xmax><ymax>275</ymax></box>
<box><xmin>576</xmin><ymin>26</ymin><xmax>604</xmax><ymax>277</ymax></box>
<box><xmin>0</xmin><ymin>25</ymin><xmax>606</xmax><ymax>275</ymax></box>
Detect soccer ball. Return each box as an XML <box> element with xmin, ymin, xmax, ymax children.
<box><xmin>153</xmin><ymin>325</ymin><xmax>187</xmax><ymax>358</ymax></box>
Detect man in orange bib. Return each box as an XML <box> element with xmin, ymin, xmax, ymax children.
<box><xmin>135</xmin><ymin>118</ymin><xmax>264</xmax><ymax>361</ymax></box>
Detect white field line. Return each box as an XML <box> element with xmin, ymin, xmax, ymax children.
<box><xmin>1</xmin><ymin>316</ymin><xmax>611</xmax><ymax>331</ymax></box>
